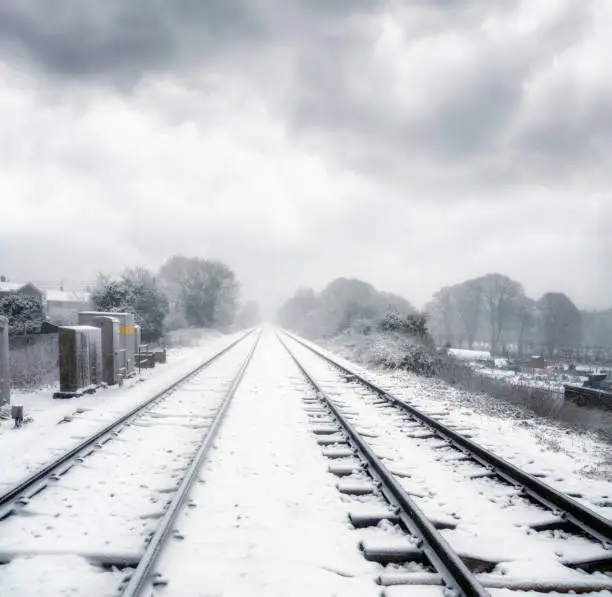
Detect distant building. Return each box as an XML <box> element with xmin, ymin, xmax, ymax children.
<box><xmin>526</xmin><ymin>355</ymin><xmax>546</xmax><ymax>370</ymax></box>
<box><xmin>0</xmin><ymin>279</ymin><xmax>45</xmax><ymax>301</ymax></box>
<box><xmin>45</xmin><ymin>289</ymin><xmax>91</xmax><ymax>324</ymax></box>
<box><xmin>0</xmin><ymin>277</ymin><xmax>91</xmax><ymax>325</ymax></box>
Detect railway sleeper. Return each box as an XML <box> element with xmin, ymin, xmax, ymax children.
<box><xmin>360</xmin><ymin>537</ymin><xmax>427</xmax><ymax>565</ymax></box>
<box><xmin>564</xmin><ymin>553</ymin><xmax>612</xmax><ymax>572</ymax></box>
<box><xmin>348</xmin><ymin>509</ymin><xmax>457</xmax><ymax>531</ymax></box>
<box><xmin>328</xmin><ymin>461</ymin><xmax>365</xmax><ymax>477</ymax></box>
<box><xmin>317</xmin><ymin>434</ymin><xmax>348</xmax><ymax>446</ymax></box>
<box><xmin>311</xmin><ymin>424</ymin><xmax>340</xmax><ymax>435</ymax></box>
<box><xmin>380</xmin><ymin>572</ymin><xmax>612</xmax><ymax>593</ymax></box>
<box><xmin>337</xmin><ymin>479</ymin><xmax>379</xmax><ymax>496</ymax></box>
<box><xmin>0</xmin><ymin>549</ymin><xmax>141</xmax><ymax>569</ymax></box>
<box><xmin>322</xmin><ymin>446</ymin><xmax>356</xmax><ymax>459</ymax></box>
<box><xmin>529</xmin><ymin>515</ymin><xmax>577</xmax><ymax>533</ymax></box>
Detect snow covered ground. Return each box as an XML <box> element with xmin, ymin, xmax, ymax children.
<box><xmin>1</xmin><ymin>327</ymin><xmax>612</xmax><ymax>595</ymax></box>
<box><xmin>0</xmin><ymin>330</ymin><xmax>256</xmax><ymax>596</ymax></box>
<box><xmin>0</xmin><ymin>329</ymin><xmax>246</xmax><ymax>490</ymax></box>
<box><xmin>146</xmin><ymin>329</ymin><xmax>382</xmax><ymax>597</ymax></box>
<box><xmin>283</xmin><ymin>333</ymin><xmax>612</xmax><ymax>589</ymax></box>
<box><xmin>322</xmin><ymin>334</ymin><xmax>612</xmax><ymax>482</ymax></box>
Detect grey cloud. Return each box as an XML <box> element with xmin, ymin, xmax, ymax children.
<box><xmin>283</xmin><ymin>2</ymin><xmax>600</xmax><ymax>190</ymax></box>
<box><xmin>2</xmin><ymin>0</ymin><xmax>603</xmax><ymax>191</ymax></box>
<box><xmin>0</xmin><ymin>0</ymin><xmax>262</xmax><ymax>82</ymax></box>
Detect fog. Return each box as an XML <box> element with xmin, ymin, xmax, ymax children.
<box><xmin>1</xmin><ymin>1</ymin><xmax>610</xmax><ymax>314</ymax></box>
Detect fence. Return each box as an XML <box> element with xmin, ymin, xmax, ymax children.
<box><xmin>9</xmin><ymin>333</ymin><xmax>58</xmax><ymax>389</ymax></box>
<box><xmin>436</xmin><ymin>356</ymin><xmax>612</xmax><ymax>441</ymax></box>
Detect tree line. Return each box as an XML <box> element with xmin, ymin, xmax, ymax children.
<box><xmin>277</xmin><ymin>278</ymin><xmax>415</xmax><ymax>338</ymax></box>
<box><xmin>0</xmin><ymin>255</ymin><xmax>255</xmax><ymax>342</ymax></box>
<box><xmin>425</xmin><ymin>273</ymin><xmax>610</xmax><ymax>358</ymax></box>
<box><xmin>92</xmin><ymin>255</ymin><xmax>242</xmax><ymax>342</ymax></box>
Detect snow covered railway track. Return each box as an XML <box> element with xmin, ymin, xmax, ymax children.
<box><xmin>0</xmin><ymin>330</ymin><xmax>259</xmax><ymax>596</ymax></box>
<box><xmin>280</xmin><ymin>330</ymin><xmax>612</xmax><ymax>596</ymax></box>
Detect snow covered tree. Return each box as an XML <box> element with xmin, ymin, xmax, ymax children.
<box><xmin>0</xmin><ymin>294</ymin><xmax>45</xmax><ymax>335</ymax></box>
<box><xmin>92</xmin><ymin>268</ymin><xmax>169</xmax><ymax>342</ymax></box>
<box><xmin>122</xmin><ymin>268</ymin><xmax>169</xmax><ymax>342</ymax></box>
<box><xmin>158</xmin><ymin>256</ymin><xmax>239</xmax><ymax>329</ymax></box>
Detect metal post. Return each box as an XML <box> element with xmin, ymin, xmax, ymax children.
<box><xmin>0</xmin><ymin>316</ymin><xmax>10</xmax><ymax>406</ymax></box>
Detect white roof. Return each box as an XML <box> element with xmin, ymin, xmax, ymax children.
<box><xmin>0</xmin><ymin>282</ymin><xmax>23</xmax><ymax>292</ymax></box>
<box><xmin>46</xmin><ymin>289</ymin><xmax>91</xmax><ymax>303</ymax></box>
<box><xmin>0</xmin><ymin>281</ymin><xmax>35</xmax><ymax>292</ymax></box>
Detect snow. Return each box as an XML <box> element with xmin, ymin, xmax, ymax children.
<box><xmin>449</xmin><ymin>349</ymin><xmax>491</xmax><ymax>362</ymax></box>
<box><xmin>146</xmin><ymin>329</ymin><xmax>382</xmax><ymax>597</ymax></box>
<box><xmin>0</xmin><ymin>330</ymin><xmax>256</xmax><ymax>596</ymax></box>
<box><xmin>2</xmin><ymin>327</ymin><xmax>612</xmax><ymax>594</ymax></box>
<box><xmin>283</xmin><ymin>335</ymin><xmax>612</xmax><ymax>579</ymax></box>
<box><xmin>0</xmin><ymin>330</ymin><xmax>246</xmax><ymax>489</ymax></box>
<box><xmin>45</xmin><ymin>290</ymin><xmax>90</xmax><ymax>303</ymax></box>
<box><xmin>0</xmin><ymin>554</ymin><xmax>124</xmax><ymax>597</ymax></box>
<box><xmin>320</xmin><ymin>334</ymin><xmax>612</xmax><ymax>482</ymax></box>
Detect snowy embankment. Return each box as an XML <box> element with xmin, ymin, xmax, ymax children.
<box><xmin>315</xmin><ymin>332</ymin><xmax>612</xmax><ymax>481</ymax></box>
<box><xmin>285</xmin><ymin>334</ymin><xmax>612</xmax><ymax>588</ymax></box>
<box><xmin>0</xmin><ymin>329</ymin><xmax>245</xmax><ymax>490</ymax></box>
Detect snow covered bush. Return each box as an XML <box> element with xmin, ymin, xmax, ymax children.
<box><xmin>333</xmin><ymin>312</ymin><xmax>438</xmax><ymax>376</ymax></box>
<box><xmin>0</xmin><ymin>294</ymin><xmax>45</xmax><ymax>335</ymax></box>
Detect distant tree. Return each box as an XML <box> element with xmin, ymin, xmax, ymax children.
<box><xmin>276</xmin><ymin>288</ymin><xmax>320</xmax><ymax>332</ymax></box>
<box><xmin>537</xmin><ymin>292</ymin><xmax>582</xmax><ymax>357</ymax></box>
<box><xmin>234</xmin><ymin>301</ymin><xmax>261</xmax><ymax>329</ymax></box>
<box><xmin>425</xmin><ymin>287</ymin><xmax>455</xmax><ymax>346</ymax></box>
<box><xmin>0</xmin><ymin>294</ymin><xmax>45</xmax><ymax>335</ymax></box>
<box><xmin>158</xmin><ymin>255</ymin><xmax>239</xmax><ymax>329</ymax></box>
<box><xmin>515</xmin><ymin>297</ymin><xmax>537</xmax><ymax>357</ymax></box>
<box><xmin>581</xmin><ymin>309</ymin><xmax>612</xmax><ymax>350</ymax></box>
<box><xmin>92</xmin><ymin>268</ymin><xmax>169</xmax><ymax>342</ymax></box>
<box><xmin>335</xmin><ymin>301</ymin><xmax>379</xmax><ymax>334</ymax></box>
<box><xmin>454</xmin><ymin>280</ymin><xmax>483</xmax><ymax>349</ymax></box>
<box><xmin>477</xmin><ymin>274</ymin><xmax>524</xmax><ymax>355</ymax></box>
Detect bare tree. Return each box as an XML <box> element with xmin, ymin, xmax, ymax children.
<box><xmin>515</xmin><ymin>297</ymin><xmax>537</xmax><ymax>358</ymax></box>
<box><xmin>425</xmin><ymin>287</ymin><xmax>455</xmax><ymax>346</ymax></box>
<box><xmin>454</xmin><ymin>280</ymin><xmax>482</xmax><ymax>349</ymax></box>
<box><xmin>537</xmin><ymin>292</ymin><xmax>582</xmax><ymax>357</ymax></box>
<box><xmin>477</xmin><ymin>273</ymin><xmax>524</xmax><ymax>355</ymax></box>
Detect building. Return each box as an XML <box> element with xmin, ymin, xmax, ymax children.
<box><xmin>0</xmin><ymin>277</ymin><xmax>91</xmax><ymax>325</ymax></box>
<box><xmin>45</xmin><ymin>289</ymin><xmax>91</xmax><ymax>325</ymax></box>
<box><xmin>0</xmin><ymin>279</ymin><xmax>45</xmax><ymax>301</ymax></box>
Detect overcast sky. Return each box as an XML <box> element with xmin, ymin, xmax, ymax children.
<box><xmin>1</xmin><ymin>0</ymin><xmax>610</xmax><ymax>312</ymax></box>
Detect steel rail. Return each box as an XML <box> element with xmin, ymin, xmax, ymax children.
<box><xmin>121</xmin><ymin>331</ymin><xmax>261</xmax><ymax>596</ymax></box>
<box><xmin>278</xmin><ymin>333</ymin><xmax>489</xmax><ymax>597</ymax></box>
<box><xmin>0</xmin><ymin>329</ymin><xmax>255</xmax><ymax>519</ymax></box>
<box><xmin>280</xmin><ymin>329</ymin><xmax>612</xmax><ymax>548</ymax></box>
